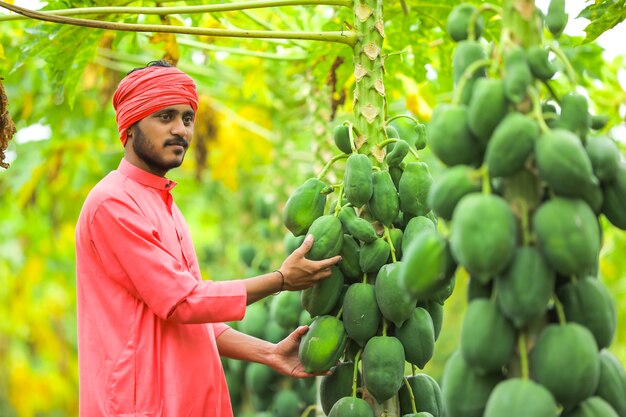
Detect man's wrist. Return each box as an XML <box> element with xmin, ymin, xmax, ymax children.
<box><xmin>273</xmin><ymin>269</ymin><xmax>285</xmax><ymax>295</ymax></box>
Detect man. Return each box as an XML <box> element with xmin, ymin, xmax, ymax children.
<box><xmin>75</xmin><ymin>60</ymin><xmax>341</xmax><ymax>417</ymax></box>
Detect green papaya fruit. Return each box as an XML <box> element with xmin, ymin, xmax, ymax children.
<box><xmin>344</xmin><ymin>153</ymin><xmax>373</xmax><ymax>208</ymax></box>
<box><xmin>271</xmin><ymin>389</ymin><xmax>301</xmax><ymax>417</ymax></box>
<box><xmin>270</xmin><ymin>290</ymin><xmax>302</xmax><ymax>330</ymax></box>
<box><xmin>441</xmin><ymin>350</ymin><xmax>502</xmax><ymax>417</ymax></box>
<box><xmin>299</xmin><ymin>309</ymin><xmax>313</xmax><ymax>327</ymax></box>
<box><xmin>460</xmin><ymin>299</ymin><xmax>516</xmax><ymax>374</ymax></box>
<box><xmin>301</xmin><ymin>266</ymin><xmax>345</xmax><ymax>317</ymax></box>
<box><xmin>400</xmin><ymin>229</ymin><xmax>454</xmax><ymax>300</ymax></box>
<box><xmin>558</xmin><ymin>93</ymin><xmax>591</xmax><ymax>141</ymax></box>
<box><xmin>333</xmin><ymin>124</ymin><xmax>353</xmax><ymax>154</ymax></box>
<box><xmin>595</xmin><ymin>350</ymin><xmax>626</xmax><ymax>417</ymax></box>
<box><xmin>240</xmin><ymin>302</ymin><xmax>269</xmax><ymax>338</ymax></box>
<box><xmin>585</xmin><ymin>136</ymin><xmax>621</xmax><ymax>183</ymax></box>
<box><xmin>362</xmin><ymin>335</ymin><xmax>406</xmax><ymax>403</ymax></box>
<box><xmin>446</xmin><ymin>3</ymin><xmax>484</xmax><ymax>42</ymax></box>
<box><xmin>389</xmin><ymin>164</ymin><xmax>404</xmax><ymax>190</ymax></box>
<box><xmin>390</xmin><ymin>117</ymin><xmax>425</xmax><ymax>150</ymax></box>
<box><xmin>359</xmin><ymin>238</ymin><xmax>391</xmax><ymax>274</ymax></box>
<box><xmin>450</xmin><ymin>193</ymin><xmax>517</xmax><ymax>283</ymax></box>
<box><xmin>339</xmin><ymin>206</ymin><xmax>378</xmax><ymax>243</ymax></box>
<box><xmin>562</xmin><ymin>396</ymin><xmax>619</xmax><ymax>417</ymax></box>
<box><xmin>601</xmin><ymin>163</ymin><xmax>626</xmax><ymax>230</ymax></box>
<box><xmin>533</xmin><ymin>197</ymin><xmax>600</xmax><ymax>276</ymax></box>
<box><xmin>485</xmin><ymin>112</ymin><xmax>539</xmax><ymax>177</ymax></box>
<box><xmin>503</xmin><ymin>45</ymin><xmax>533</xmax><ymax>104</ymax></box>
<box><xmin>283</xmin><ymin>233</ymin><xmax>305</xmax><ymax>255</ymax></box>
<box><xmin>467</xmin><ymin>78</ymin><xmax>508</xmax><ymax>145</ymax></box>
<box><xmin>467</xmin><ymin>277</ymin><xmax>493</xmax><ymax>301</ymax></box>
<box><xmin>401</xmin><ymin>215</ymin><xmax>436</xmax><ymax>255</ymax></box>
<box><xmin>417</xmin><ymin>300</ymin><xmax>444</xmax><ymax>341</ymax></box>
<box><xmin>299</xmin><ymin>315</ymin><xmax>348</xmax><ymax>373</ymax></box>
<box><xmin>582</xmin><ymin>181</ymin><xmax>604</xmax><ymax>215</ymax></box>
<box><xmin>427</xmin><ymin>165</ymin><xmax>481</xmax><ymax>220</ymax></box>
<box><xmin>427</xmin><ymin>104</ymin><xmax>483</xmax><ymax>166</ymax></box>
<box><xmin>453</xmin><ymin>41</ymin><xmax>488</xmax><ymax>104</ymax></box>
<box><xmin>283</xmin><ymin>178</ymin><xmax>329</xmax><ymax>236</ymax></box>
<box><xmin>590</xmin><ymin>114</ymin><xmax>609</xmax><ymax>130</ymax></box>
<box><xmin>526</xmin><ymin>45</ymin><xmax>557</xmax><ymax>80</ymax></box>
<box><xmin>239</xmin><ymin>243</ymin><xmax>257</xmax><ymax>267</ymax></box>
<box><xmin>399</xmin><ymin>162</ymin><xmax>433</xmax><ymax>217</ymax></box>
<box><xmin>385</xmin><ymin>139</ymin><xmax>410</xmax><ymax>167</ymax></box>
<box><xmin>387</xmin><ymin>227</ymin><xmax>403</xmax><ymax>261</ymax></box>
<box><xmin>369</xmin><ymin>170</ymin><xmax>400</xmax><ymax>227</ymax></box>
<box><xmin>320</xmin><ymin>361</ymin><xmax>360</xmax><ymax>415</ymax></box>
<box><xmin>495</xmin><ymin>246</ymin><xmax>556</xmax><ymax>328</ymax></box>
<box><xmin>399</xmin><ymin>373</ymin><xmax>444</xmax><ymax>417</ymax></box>
<box><xmin>395</xmin><ymin>306</ymin><xmax>435</xmax><ymax>369</ymax></box>
<box><xmin>306</xmin><ymin>215</ymin><xmax>344</xmax><ymax>261</ymax></box>
<box><xmin>546</xmin><ymin>0</ymin><xmax>568</xmax><ymax>37</ymax></box>
<box><xmin>558</xmin><ymin>277</ymin><xmax>617</xmax><ymax>350</ymax></box>
<box><xmin>432</xmin><ymin>274</ymin><xmax>456</xmax><ymax>305</ymax></box>
<box><xmin>245</xmin><ymin>362</ymin><xmax>277</xmax><ymax>395</ymax></box>
<box><xmin>375</xmin><ymin>262</ymin><xmax>416</xmax><ymax>327</ymax></box>
<box><xmin>484</xmin><ymin>378</ymin><xmax>558</xmax><ymax>417</ymax></box>
<box><xmin>339</xmin><ymin>234</ymin><xmax>363</xmax><ymax>282</ymax></box>
<box><xmin>529</xmin><ymin>323</ymin><xmax>601</xmax><ymax>410</ymax></box>
<box><xmin>342</xmin><ymin>283</ymin><xmax>381</xmax><ymax>347</ymax></box>
<box><xmin>328</xmin><ymin>397</ymin><xmax>374</xmax><ymax>417</ymax></box>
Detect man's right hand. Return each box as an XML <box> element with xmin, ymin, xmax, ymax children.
<box><xmin>278</xmin><ymin>235</ymin><xmax>342</xmax><ymax>291</ymax></box>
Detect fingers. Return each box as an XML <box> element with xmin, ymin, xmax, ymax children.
<box><xmin>290</xmin><ymin>325</ymin><xmax>309</xmax><ymax>341</ymax></box>
<box><xmin>294</xmin><ymin>234</ymin><xmax>314</xmax><ymax>256</ymax></box>
<box><xmin>316</xmin><ymin>255</ymin><xmax>342</xmax><ymax>270</ymax></box>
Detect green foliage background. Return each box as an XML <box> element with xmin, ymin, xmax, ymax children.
<box><xmin>0</xmin><ymin>0</ymin><xmax>625</xmax><ymax>415</ymax></box>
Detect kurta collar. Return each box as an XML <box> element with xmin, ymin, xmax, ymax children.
<box><xmin>118</xmin><ymin>158</ymin><xmax>178</xmax><ymax>191</ymax></box>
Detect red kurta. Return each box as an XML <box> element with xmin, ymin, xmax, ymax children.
<box><xmin>75</xmin><ymin>158</ymin><xmax>247</xmax><ymax>416</ymax></box>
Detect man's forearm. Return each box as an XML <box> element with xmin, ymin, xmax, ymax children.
<box><xmin>216</xmin><ymin>327</ymin><xmax>274</xmax><ymax>364</ymax></box>
<box><xmin>243</xmin><ymin>270</ymin><xmax>284</xmax><ymax>305</ymax></box>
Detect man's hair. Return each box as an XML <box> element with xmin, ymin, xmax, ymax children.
<box><xmin>127</xmin><ymin>59</ymin><xmax>174</xmax><ymax>75</ymax></box>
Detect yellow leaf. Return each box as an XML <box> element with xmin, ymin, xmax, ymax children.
<box><xmin>0</xmin><ymin>43</ymin><xmax>4</xmax><ymax>60</ymax></box>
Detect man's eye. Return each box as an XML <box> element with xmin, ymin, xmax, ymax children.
<box><xmin>184</xmin><ymin>117</ymin><xmax>193</xmax><ymax>124</ymax></box>
<box><xmin>160</xmin><ymin>114</ymin><xmax>172</xmax><ymax>121</ymax></box>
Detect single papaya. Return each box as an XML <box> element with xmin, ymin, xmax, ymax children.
<box><xmin>298</xmin><ymin>315</ymin><xmax>348</xmax><ymax>373</ymax></box>
<box><xmin>427</xmin><ymin>104</ymin><xmax>483</xmax><ymax>166</ymax></box>
<box><xmin>362</xmin><ymin>335</ymin><xmax>406</xmax><ymax>403</ymax></box>
<box><xmin>282</xmin><ymin>178</ymin><xmax>328</xmax><ymax>236</ymax></box>
<box><xmin>344</xmin><ymin>153</ymin><xmax>373</xmax><ymax>208</ymax></box>
<box><xmin>484</xmin><ymin>378</ymin><xmax>558</xmax><ymax>417</ymax></box>
<box><xmin>390</xmin><ymin>117</ymin><xmax>425</xmax><ymax>150</ymax></box>
<box><xmin>396</xmin><ymin>306</ymin><xmax>435</xmax><ymax>369</ymax></box>
<box><xmin>369</xmin><ymin>170</ymin><xmax>400</xmax><ymax>227</ymax></box>
<box><xmin>270</xmin><ymin>290</ymin><xmax>302</xmax><ymax>329</ymax></box>
<box><xmin>453</xmin><ymin>41</ymin><xmax>488</xmax><ymax>104</ymax></box>
<box><xmin>301</xmin><ymin>266</ymin><xmax>345</xmax><ymax>317</ymax></box>
<box><xmin>245</xmin><ymin>362</ymin><xmax>277</xmax><ymax>395</ymax></box>
<box><xmin>389</xmin><ymin>164</ymin><xmax>404</xmax><ymax>190</ymax></box>
<box><xmin>401</xmin><ymin>215</ymin><xmax>436</xmax><ymax>255</ymax></box>
<box><xmin>342</xmin><ymin>283</ymin><xmax>381</xmax><ymax>347</ymax></box>
<box><xmin>535</xmin><ymin>128</ymin><xmax>597</xmax><ymax>199</ymax></box>
<box><xmin>387</xmin><ymin>227</ymin><xmax>403</xmax><ymax>261</ymax></box>
<box><xmin>432</xmin><ymin>274</ymin><xmax>456</xmax><ymax>305</ymax></box>
<box><xmin>306</xmin><ymin>215</ymin><xmax>344</xmax><ymax>260</ymax></box>
<box><xmin>272</xmin><ymin>389</ymin><xmax>301</xmax><ymax>417</ymax></box>
<box><xmin>527</xmin><ymin>45</ymin><xmax>557</xmax><ymax>80</ymax></box>
<box><xmin>485</xmin><ymin>112</ymin><xmax>539</xmax><ymax>178</ymax></box>
<box><xmin>460</xmin><ymin>299</ymin><xmax>516</xmax><ymax>375</ymax></box>
<box><xmin>359</xmin><ymin>238</ymin><xmax>391</xmax><ymax>274</ymax></box>
<box><xmin>450</xmin><ymin>193</ymin><xmax>517</xmax><ymax>283</ymax></box>
<box><xmin>333</xmin><ymin>124</ymin><xmax>352</xmax><ymax>154</ymax></box>
<box><xmin>399</xmin><ymin>373</ymin><xmax>444</xmax><ymax>417</ymax></box>
<box><xmin>320</xmin><ymin>361</ymin><xmax>360</xmax><ymax>415</ymax></box>
<box><xmin>427</xmin><ymin>165</ymin><xmax>481</xmax><ymax>220</ymax></box>
<box><xmin>595</xmin><ymin>350</ymin><xmax>626</xmax><ymax>417</ymax></box>
<box><xmin>399</xmin><ymin>162</ymin><xmax>433</xmax><ymax>217</ymax></box>
<box><xmin>590</xmin><ymin>114</ymin><xmax>609</xmax><ymax>130</ymax></box>
<box><xmin>417</xmin><ymin>300</ymin><xmax>443</xmax><ymax>341</ymax></box>
<box><xmin>400</xmin><ymin>229</ymin><xmax>454</xmax><ymax>300</ymax></box>
<box><xmin>441</xmin><ymin>350</ymin><xmax>502</xmax><ymax>417</ymax></box>
<box><xmin>240</xmin><ymin>302</ymin><xmax>269</xmax><ymax>338</ymax></box>
<box><xmin>375</xmin><ymin>262</ymin><xmax>416</xmax><ymax>327</ymax></box>
<box><xmin>585</xmin><ymin>136</ymin><xmax>621</xmax><ymax>184</ymax></box>
<box><xmin>283</xmin><ymin>233</ymin><xmax>305</xmax><ymax>255</ymax></box>
<box><xmin>546</xmin><ymin>0</ymin><xmax>568</xmax><ymax>37</ymax></box>
<box><xmin>446</xmin><ymin>3</ymin><xmax>484</xmax><ymax>42</ymax></box>
<box><xmin>339</xmin><ymin>206</ymin><xmax>378</xmax><ymax>243</ymax></box>
<box><xmin>495</xmin><ymin>246</ymin><xmax>556</xmax><ymax>328</ymax></box>
<box><xmin>529</xmin><ymin>323</ymin><xmax>601</xmax><ymax>410</ymax></box>
<box><xmin>467</xmin><ymin>78</ymin><xmax>508</xmax><ymax>145</ymax></box>
<box><xmin>558</xmin><ymin>93</ymin><xmax>591</xmax><ymax>141</ymax></box>
<box><xmin>602</xmin><ymin>163</ymin><xmax>626</xmax><ymax>230</ymax></box>
<box><xmin>503</xmin><ymin>45</ymin><xmax>533</xmax><ymax>104</ymax></box>
<box><xmin>533</xmin><ymin>197</ymin><xmax>600</xmax><ymax>276</ymax></box>
<box><xmin>558</xmin><ymin>277</ymin><xmax>617</xmax><ymax>350</ymax></box>
<box><xmin>562</xmin><ymin>397</ymin><xmax>620</xmax><ymax>417</ymax></box>
<box><xmin>385</xmin><ymin>139</ymin><xmax>410</xmax><ymax>167</ymax></box>
<box><xmin>328</xmin><ymin>397</ymin><xmax>374</xmax><ymax>417</ymax></box>
<box><xmin>338</xmin><ymin>234</ymin><xmax>362</xmax><ymax>282</ymax></box>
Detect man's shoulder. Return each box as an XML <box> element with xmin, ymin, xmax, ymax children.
<box><xmin>80</xmin><ymin>171</ymin><xmax>136</xmax><ymax>216</ymax></box>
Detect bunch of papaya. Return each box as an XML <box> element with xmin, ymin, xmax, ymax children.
<box><xmin>432</xmin><ymin>2</ymin><xmax>626</xmax><ymax>417</ymax></box>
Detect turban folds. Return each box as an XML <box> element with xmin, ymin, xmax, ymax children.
<box><xmin>113</xmin><ymin>66</ymin><xmax>199</xmax><ymax>145</ymax></box>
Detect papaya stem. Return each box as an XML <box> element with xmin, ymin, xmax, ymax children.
<box><xmin>518</xmin><ymin>332</ymin><xmax>529</xmax><ymax>380</ymax></box>
<box><xmin>529</xmin><ymin>87</ymin><xmax>551</xmax><ymax>134</ymax></box>
<box><xmin>383</xmin><ymin>225</ymin><xmax>397</xmax><ymax>263</ymax></box>
<box><xmin>481</xmin><ymin>166</ymin><xmax>492</xmax><ymax>195</ymax></box>
<box><xmin>335</xmin><ymin>305</ymin><xmax>344</xmax><ymax>320</ymax></box>
<box><xmin>362</xmin><ymin>273</ymin><xmax>368</xmax><ymax>284</ymax></box>
<box><xmin>541</xmin><ymin>79</ymin><xmax>561</xmax><ymax>105</ymax></box>
<box><xmin>382</xmin><ymin>318</ymin><xmax>388</xmax><ymax>336</ymax></box>
<box><xmin>299</xmin><ymin>404</ymin><xmax>317</xmax><ymax>417</ymax></box>
<box><xmin>403</xmin><ymin>376</ymin><xmax>419</xmax><ymax>414</ymax></box>
<box><xmin>520</xmin><ymin>199</ymin><xmax>532</xmax><ymax>246</ymax></box>
<box><xmin>352</xmin><ymin>349</ymin><xmax>362</xmax><ymax>398</ymax></box>
<box><xmin>552</xmin><ymin>295</ymin><xmax>567</xmax><ymax>325</ymax></box>
<box><xmin>407</xmin><ymin>146</ymin><xmax>420</xmax><ymax>161</ymax></box>
<box><xmin>452</xmin><ymin>59</ymin><xmax>491</xmax><ymax>106</ymax></box>
<box><xmin>386</xmin><ymin>114</ymin><xmax>418</xmax><ymax>125</ymax></box>
<box><xmin>344</xmin><ymin>121</ymin><xmax>359</xmax><ymax>153</ymax></box>
<box><xmin>412</xmin><ymin>364</ymin><xmax>417</xmax><ymax>376</ymax></box>
<box><xmin>333</xmin><ymin>184</ymin><xmax>345</xmax><ymax>217</ymax></box>
<box><xmin>468</xmin><ymin>3</ymin><xmax>503</xmax><ymax>41</ymax></box>
<box><xmin>317</xmin><ymin>153</ymin><xmax>349</xmax><ymax>180</ymax></box>
<box><xmin>547</xmin><ymin>42</ymin><xmax>578</xmax><ymax>87</ymax></box>
<box><xmin>377</xmin><ymin>138</ymin><xmax>399</xmax><ymax>149</ymax></box>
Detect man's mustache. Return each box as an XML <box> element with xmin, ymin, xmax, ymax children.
<box><xmin>164</xmin><ymin>137</ymin><xmax>188</xmax><ymax>148</ymax></box>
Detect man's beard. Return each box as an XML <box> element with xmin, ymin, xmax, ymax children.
<box><xmin>131</xmin><ymin>125</ymin><xmax>187</xmax><ymax>173</ymax></box>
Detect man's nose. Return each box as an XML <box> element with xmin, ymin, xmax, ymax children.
<box><xmin>171</xmin><ymin>117</ymin><xmax>188</xmax><ymax>137</ymax></box>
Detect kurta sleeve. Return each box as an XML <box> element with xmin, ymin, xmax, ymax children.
<box><xmin>89</xmin><ymin>197</ymin><xmax>246</xmax><ymax>323</ymax></box>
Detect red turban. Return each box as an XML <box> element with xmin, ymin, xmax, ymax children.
<box><xmin>112</xmin><ymin>66</ymin><xmax>199</xmax><ymax>145</ymax></box>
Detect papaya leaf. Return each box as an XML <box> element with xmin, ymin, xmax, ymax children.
<box><xmin>578</xmin><ymin>0</ymin><xmax>626</xmax><ymax>44</ymax></box>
